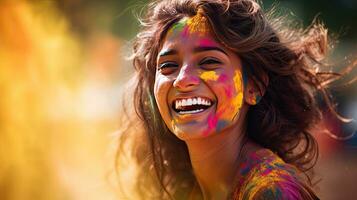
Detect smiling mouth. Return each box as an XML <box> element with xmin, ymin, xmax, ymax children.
<box><xmin>172</xmin><ymin>97</ymin><xmax>214</xmax><ymax>115</ymax></box>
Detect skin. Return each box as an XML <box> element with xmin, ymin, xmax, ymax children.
<box><xmin>155</xmin><ymin>16</ymin><xmax>245</xmax><ymax>140</ymax></box>
<box><xmin>154</xmin><ymin>15</ymin><xmax>262</xmax><ymax>200</ymax></box>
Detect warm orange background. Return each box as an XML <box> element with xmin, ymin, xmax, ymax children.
<box><xmin>0</xmin><ymin>1</ymin><xmax>356</xmax><ymax>200</ymax></box>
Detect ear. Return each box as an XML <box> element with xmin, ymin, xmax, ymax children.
<box><xmin>244</xmin><ymin>74</ymin><xmax>269</xmax><ymax>106</ymax></box>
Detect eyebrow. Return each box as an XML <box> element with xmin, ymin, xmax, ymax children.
<box><xmin>193</xmin><ymin>46</ymin><xmax>228</xmax><ymax>56</ymax></box>
<box><xmin>158</xmin><ymin>46</ymin><xmax>228</xmax><ymax>58</ymax></box>
<box><xmin>158</xmin><ymin>49</ymin><xmax>178</xmax><ymax>57</ymax></box>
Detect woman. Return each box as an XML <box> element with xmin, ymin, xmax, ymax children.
<box><xmin>116</xmin><ymin>0</ymin><xmax>347</xmax><ymax>199</ymax></box>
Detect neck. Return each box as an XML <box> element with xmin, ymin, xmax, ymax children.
<box><xmin>185</xmin><ymin>125</ymin><xmax>246</xmax><ymax>200</ymax></box>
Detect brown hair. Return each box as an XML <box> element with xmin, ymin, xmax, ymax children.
<box><xmin>116</xmin><ymin>0</ymin><xmax>353</xmax><ymax>199</ymax></box>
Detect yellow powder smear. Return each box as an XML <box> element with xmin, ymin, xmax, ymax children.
<box><xmin>200</xmin><ymin>71</ymin><xmax>218</xmax><ymax>81</ymax></box>
<box><xmin>232</xmin><ymin>70</ymin><xmax>243</xmax><ymax>109</ymax></box>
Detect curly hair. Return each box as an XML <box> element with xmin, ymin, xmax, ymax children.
<box><xmin>116</xmin><ymin>0</ymin><xmax>350</xmax><ymax>199</ymax></box>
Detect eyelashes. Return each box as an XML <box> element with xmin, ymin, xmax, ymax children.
<box><xmin>158</xmin><ymin>61</ymin><xmax>179</xmax><ymax>75</ymax></box>
<box><xmin>158</xmin><ymin>62</ymin><xmax>179</xmax><ymax>70</ymax></box>
<box><xmin>157</xmin><ymin>57</ymin><xmax>222</xmax><ymax>74</ymax></box>
<box><xmin>198</xmin><ymin>57</ymin><xmax>222</xmax><ymax>66</ymax></box>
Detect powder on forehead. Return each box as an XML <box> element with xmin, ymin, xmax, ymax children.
<box><xmin>167</xmin><ymin>9</ymin><xmax>211</xmax><ymax>38</ymax></box>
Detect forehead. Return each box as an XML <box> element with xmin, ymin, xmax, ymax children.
<box><xmin>162</xmin><ymin>16</ymin><xmax>222</xmax><ymax>50</ymax></box>
<box><xmin>167</xmin><ymin>15</ymin><xmax>210</xmax><ymax>37</ymax></box>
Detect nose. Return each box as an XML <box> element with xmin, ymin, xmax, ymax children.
<box><xmin>173</xmin><ymin>65</ymin><xmax>200</xmax><ymax>91</ymax></box>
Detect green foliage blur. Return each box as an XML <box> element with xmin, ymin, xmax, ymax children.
<box><xmin>57</xmin><ymin>0</ymin><xmax>357</xmax><ymax>41</ymax></box>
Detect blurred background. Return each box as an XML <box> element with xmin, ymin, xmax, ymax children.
<box><xmin>0</xmin><ymin>0</ymin><xmax>356</xmax><ymax>200</ymax></box>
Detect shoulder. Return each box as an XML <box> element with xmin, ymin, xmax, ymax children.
<box><xmin>233</xmin><ymin>149</ymin><xmax>319</xmax><ymax>200</ymax></box>
<box><xmin>242</xmin><ymin>179</ymin><xmax>319</xmax><ymax>200</ymax></box>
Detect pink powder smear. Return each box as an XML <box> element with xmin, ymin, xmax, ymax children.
<box><xmin>224</xmin><ymin>86</ymin><xmax>234</xmax><ymax>98</ymax></box>
<box><xmin>218</xmin><ymin>74</ymin><xmax>228</xmax><ymax>83</ymax></box>
<box><xmin>181</xmin><ymin>26</ymin><xmax>190</xmax><ymax>38</ymax></box>
<box><xmin>189</xmin><ymin>76</ymin><xmax>200</xmax><ymax>83</ymax></box>
<box><xmin>198</xmin><ymin>38</ymin><xmax>217</xmax><ymax>47</ymax></box>
<box><xmin>203</xmin><ymin>114</ymin><xmax>218</xmax><ymax>136</ymax></box>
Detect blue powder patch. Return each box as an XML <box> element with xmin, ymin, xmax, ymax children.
<box><xmin>216</xmin><ymin>120</ymin><xmax>229</xmax><ymax>132</ymax></box>
<box><xmin>184</xmin><ymin>120</ymin><xmax>198</xmax><ymax>126</ymax></box>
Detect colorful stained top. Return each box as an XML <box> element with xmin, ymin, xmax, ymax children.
<box><xmin>230</xmin><ymin>149</ymin><xmax>319</xmax><ymax>200</ymax></box>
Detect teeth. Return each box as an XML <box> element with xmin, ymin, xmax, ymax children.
<box><xmin>174</xmin><ymin>97</ymin><xmax>212</xmax><ymax>110</ymax></box>
<box><xmin>179</xmin><ymin>109</ymin><xmax>204</xmax><ymax>114</ymax></box>
<box><xmin>187</xmin><ymin>99</ymin><xmax>193</xmax><ymax>105</ymax></box>
<box><xmin>182</xmin><ymin>99</ymin><xmax>187</xmax><ymax>106</ymax></box>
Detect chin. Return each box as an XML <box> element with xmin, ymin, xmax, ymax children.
<box><xmin>172</xmin><ymin>124</ymin><xmax>218</xmax><ymax>141</ymax></box>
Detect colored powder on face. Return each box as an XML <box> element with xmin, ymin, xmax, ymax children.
<box><xmin>224</xmin><ymin>86</ymin><xmax>234</xmax><ymax>98</ymax></box>
<box><xmin>207</xmin><ymin>114</ymin><xmax>218</xmax><ymax>129</ymax></box>
<box><xmin>232</xmin><ymin>70</ymin><xmax>244</xmax><ymax>109</ymax></box>
<box><xmin>189</xmin><ymin>76</ymin><xmax>200</xmax><ymax>83</ymax></box>
<box><xmin>186</xmin><ymin>9</ymin><xmax>210</xmax><ymax>37</ymax></box>
<box><xmin>212</xmin><ymin>72</ymin><xmax>243</xmax><ymax>123</ymax></box>
<box><xmin>216</xmin><ymin>120</ymin><xmax>229</xmax><ymax>132</ymax></box>
<box><xmin>198</xmin><ymin>38</ymin><xmax>217</xmax><ymax>47</ymax></box>
<box><xmin>167</xmin><ymin>9</ymin><xmax>210</xmax><ymax>40</ymax></box>
<box><xmin>202</xmin><ymin>114</ymin><xmax>218</xmax><ymax>136</ymax></box>
<box><xmin>218</xmin><ymin>74</ymin><xmax>228</xmax><ymax>83</ymax></box>
<box><xmin>181</xmin><ymin>25</ymin><xmax>190</xmax><ymax>38</ymax></box>
<box><xmin>167</xmin><ymin>19</ymin><xmax>187</xmax><ymax>38</ymax></box>
<box><xmin>200</xmin><ymin>71</ymin><xmax>219</xmax><ymax>81</ymax></box>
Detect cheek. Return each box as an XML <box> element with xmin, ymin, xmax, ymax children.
<box><xmin>202</xmin><ymin>73</ymin><xmax>243</xmax><ymax>135</ymax></box>
<box><xmin>215</xmin><ymin>71</ymin><xmax>244</xmax><ymax>120</ymax></box>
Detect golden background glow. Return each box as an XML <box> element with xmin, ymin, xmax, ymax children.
<box><xmin>0</xmin><ymin>0</ymin><xmax>356</xmax><ymax>200</ymax></box>
<box><xmin>0</xmin><ymin>1</ymin><xmax>123</xmax><ymax>199</ymax></box>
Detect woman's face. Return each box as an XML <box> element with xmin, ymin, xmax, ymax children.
<box><xmin>154</xmin><ymin>16</ymin><xmax>246</xmax><ymax>140</ymax></box>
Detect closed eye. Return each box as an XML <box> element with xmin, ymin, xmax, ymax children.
<box><xmin>158</xmin><ymin>62</ymin><xmax>179</xmax><ymax>74</ymax></box>
<box><xmin>199</xmin><ymin>57</ymin><xmax>222</xmax><ymax>69</ymax></box>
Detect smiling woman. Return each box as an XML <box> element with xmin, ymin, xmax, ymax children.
<box><xmin>115</xmin><ymin>0</ymin><xmax>351</xmax><ymax>199</ymax></box>
<box><xmin>155</xmin><ymin>14</ymin><xmax>246</xmax><ymax>140</ymax></box>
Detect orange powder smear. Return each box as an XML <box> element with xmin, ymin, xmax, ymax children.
<box><xmin>186</xmin><ymin>8</ymin><xmax>210</xmax><ymax>36</ymax></box>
